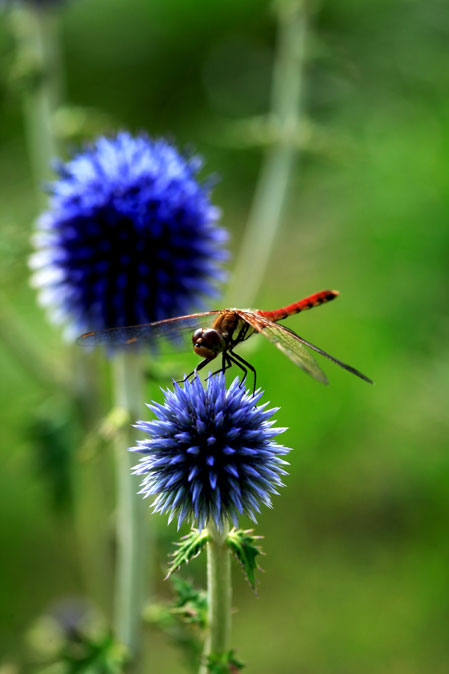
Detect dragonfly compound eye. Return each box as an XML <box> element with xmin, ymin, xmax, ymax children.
<box><xmin>192</xmin><ymin>328</ymin><xmax>204</xmax><ymax>345</ymax></box>
<box><xmin>192</xmin><ymin>328</ymin><xmax>225</xmax><ymax>359</ymax></box>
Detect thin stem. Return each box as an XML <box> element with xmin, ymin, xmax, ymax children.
<box><xmin>113</xmin><ymin>352</ymin><xmax>150</xmax><ymax>660</ymax></box>
<box><xmin>1</xmin><ymin>6</ymin><xmax>67</xmax><ymax>386</ymax></box>
<box><xmin>199</xmin><ymin>520</ymin><xmax>231</xmax><ymax>673</ymax></box>
<box><xmin>9</xmin><ymin>4</ymin><xmax>113</xmax><ymax>617</ymax></box>
<box><xmin>0</xmin><ymin>293</ymin><xmax>69</xmax><ymax>391</ymax></box>
<box><xmin>11</xmin><ymin>4</ymin><xmax>63</xmax><ymax>203</ymax></box>
<box><xmin>225</xmin><ymin>0</ymin><xmax>308</xmax><ymax>307</ymax></box>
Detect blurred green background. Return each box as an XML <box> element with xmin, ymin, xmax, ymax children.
<box><xmin>1</xmin><ymin>0</ymin><xmax>448</xmax><ymax>671</ymax></box>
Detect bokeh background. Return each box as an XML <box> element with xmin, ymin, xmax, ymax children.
<box><xmin>1</xmin><ymin>0</ymin><xmax>449</xmax><ymax>672</ymax></box>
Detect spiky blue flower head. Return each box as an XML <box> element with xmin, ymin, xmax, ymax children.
<box><xmin>30</xmin><ymin>133</ymin><xmax>227</xmax><ymax>340</ymax></box>
<box><xmin>132</xmin><ymin>375</ymin><xmax>291</xmax><ymax>530</ymax></box>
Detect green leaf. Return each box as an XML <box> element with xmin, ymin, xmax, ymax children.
<box><xmin>170</xmin><ymin>576</ymin><xmax>208</xmax><ymax>628</ymax></box>
<box><xmin>205</xmin><ymin>650</ymin><xmax>245</xmax><ymax>673</ymax></box>
<box><xmin>166</xmin><ymin>529</ymin><xmax>210</xmax><ymax>578</ymax></box>
<box><xmin>144</xmin><ymin>577</ymin><xmax>207</xmax><ymax>672</ymax></box>
<box><xmin>61</xmin><ymin>632</ymin><xmax>127</xmax><ymax>674</ymax></box>
<box><xmin>226</xmin><ymin>528</ymin><xmax>264</xmax><ymax>590</ymax></box>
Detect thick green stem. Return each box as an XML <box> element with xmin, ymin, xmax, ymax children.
<box><xmin>200</xmin><ymin>521</ymin><xmax>231</xmax><ymax>673</ymax></box>
<box><xmin>225</xmin><ymin>0</ymin><xmax>308</xmax><ymax>307</ymax></box>
<box><xmin>113</xmin><ymin>352</ymin><xmax>149</xmax><ymax>659</ymax></box>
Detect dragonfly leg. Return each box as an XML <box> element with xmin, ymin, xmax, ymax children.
<box><xmin>229</xmin><ymin>350</ymin><xmax>256</xmax><ymax>394</ymax></box>
<box><xmin>228</xmin><ymin>353</ymin><xmax>247</xmax><ymax>388</ymax></box>
<box><xmin>177</xmin><ymin>357</ymin><xmax>214</xmax><ymax>384</ymax></box>
<box><xmin>205</xmin><ymin>353</ymin><xmax>233</xmax><ymax>381</ymax></box>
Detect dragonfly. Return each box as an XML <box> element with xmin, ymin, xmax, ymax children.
<box><xmin>77</xmin><ymin>289</ymin><xmax>373</xmax><ymax>389</ymax></box>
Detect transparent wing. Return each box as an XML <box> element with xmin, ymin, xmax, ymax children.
<box><xmin>237</xmin><ymin>310</ymin><xmax>373</xmax><ymax>384</ymax></box>
<box><xmin>76</xmin><ymin>311</ymin><xmax>220</xmax><ymax>348</ymax></box>
<box><xmin>282</xmin><ymin>328</ymin><xmax>373</xmax><ymax>383</ymax></box>
<box><xmin>236</xmin><ymin>310</ymin><xmax>329</xmax><ymax>384</ymax></box>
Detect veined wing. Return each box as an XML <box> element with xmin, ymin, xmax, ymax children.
<box><xmin>237</xmin><ymin>310</ymin><xmax>373</xmax><ymax>384</ymax></box>
<box><xmin>76</xmin><ymin>311</ymin><xmax>220</xmax><ymax>348</ymax></box>
<box><xmin>236</xmin><ymin>310</ymin><xmax>329</xmax><ymax>384</ymax></box>
<box><xmin>281</xmin><ymin>327</ymin><xmax>373</xmax><ymax>383</ymax></box>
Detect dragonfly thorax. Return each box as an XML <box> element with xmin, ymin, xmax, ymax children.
<box><xmin>192</xmin><ymin>328</ymin><xmax>225</xmax><ymax>359</ymax></box>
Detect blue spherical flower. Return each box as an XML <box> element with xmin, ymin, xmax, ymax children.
<box><xmin>30</xmin><ymin>133</ymin><xmax>227</xmax><ymax>340</ymax></box>
<box><xmin>131</xmin><ymin>375</ymin><xmax>291</xmax><ymax>530</ymax></box>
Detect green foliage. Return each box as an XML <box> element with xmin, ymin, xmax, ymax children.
<box><xmin>166</xmin><ymin>529</ymin><xmax>210</xmax><ymax>578</ymax></box>
<box><xmin>28</xmin><ymin>397</ymin><xmax>77</xmax><ymax>513</ymax></box>
<box><xmin>56</xmin><ymin>633</ymin><xmax>126</xmax><ymax>674</ymax></box>
<box><xmin>60</xmin><ymin>633</ymin><xmax>126</xmax><ymax>674</ymax></box>
<box><xmin>226</xmin><ymin>528</ymin><xmax>264</xmax><ymax>590</ymax></box>
<box><xmin>205</xmin><ymin>650</ymin><xmax>244</xmax><ymax>673</ymax></box>
<box><xmin>170</xmin><ymin>576</ymin><xmax>208</xmax><ymax>629</ymax></box>
<box><xmin>144</xmin><ymin>577</ymin><xmax>207</xmax><ymax>671</ymax></box>
<box><xmin>29</xmin><ymin>623</ymin><xmax>127</xmax><ymax>674</ymax></box>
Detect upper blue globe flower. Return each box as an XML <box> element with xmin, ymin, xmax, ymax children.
<box><xmin>30</xmin><ymin>133</ymin><xmax>227</xmax><ymax>340</ymax></box>
<box><xmin>132</xmin><ymin>375</ymin><xmax>291</xmax><ymax>530</ymax></box>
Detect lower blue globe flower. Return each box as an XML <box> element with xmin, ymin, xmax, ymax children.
<box><xmin>131</xmin><ymin>375</ymin><xmax>291</xmax><ymax>530</ymax></box>
<box><xmin>30</xmin><ymin>133</ymin><xmax>227</xmax><ymax>341</ymax></box>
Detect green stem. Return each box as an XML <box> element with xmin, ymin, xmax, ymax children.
<box><xmin>199</xmin><ymin>521</ymin><xmax>231</xmax><ymax>673</ymax></box>
<box><xmin>0</xmin><ymin>293</ymin><xmax>69</xmax><ymax>391</ymax></box>
<box><xmin>113</xmin><ymin>352</ymin><xmax>150</xmax><ymax>660</ymax></box>
<box><xmin>225</xmin><ymin>0</ymin><xmax>308</xmax><ymax>307</ymax></box>
<box><xmin>10</xmin><ymin>4</ymin><xmax>113</xmax><ymax>616</ymax></box>
<box><xmin>1</xmin><ymin>6</ymin><xmax>67</xmax><ymax>385</ymax></box>
<box><xmin>11</xmin><ymin>4</ymin><xmax>63</xmax><ymax>202</ymax></box>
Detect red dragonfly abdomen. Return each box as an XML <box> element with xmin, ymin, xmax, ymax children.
<box><xmin>257</xmin><ymin>289</ymin><xmax>339</xmax><ymax>323</ymax></box>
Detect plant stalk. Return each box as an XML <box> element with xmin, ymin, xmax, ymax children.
<box><xmin>10</xmin><ymin>3</ymin><xmax>114</xmax><ymax>616</ymax></box>
<box><xmin>113</xmin><ymin>352</ymin><xmax>149</xmax><ymax>660</ymax></box>
<box><xmin>11</xmin><ymin>4</ymin><xmax>63</xmax><ymax>202</ymax></box>
<box><xmin>225</xmin><ymin>0</ymin><xmax>308</xmax><ymax>307</ymax></box>
<box><xmin>199</xmin><ymin>520</ymin><xmax>231</xmax><ymax>673</ymax></box>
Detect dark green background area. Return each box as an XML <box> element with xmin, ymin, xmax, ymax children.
<box><xmin>1</xmin><ymin>0</ymin><xmax>448</xmax><ymax>671</ymax></box>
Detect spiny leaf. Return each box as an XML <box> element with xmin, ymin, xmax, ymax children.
<box><xmin>143</xmin><ymin>577</ymin><xmax>207</xmax><ymax>671</ymax></box>
<box><xmin>170</xmin><ymin>576</ymin><xmax>208</xmax><ymax>628</ymax></box>
<box><xmin>166</xmin><ymin>528</ymin><xmax>210</xmax><ymax>578</ymax></box>
<box><xmin>61</xmin><ymin>631</ymin><xmax>128</xmax><ymax>674</ymax></box>
<box><xmin>226</xmin><ymin>528</ymin><xmax>264</xmax><ymax>590</ymax></box>
<box><xmin>144</xmin><ymin>576</ymin><xmax>206</xmax><ymax>629</ymax></box>
<box><xmin>205</xmin><ymin>649</ymin><xmax>245</xmax><ymax>673</ymax></box>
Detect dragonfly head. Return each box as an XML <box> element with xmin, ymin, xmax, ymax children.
<box><xmin>192</xmin><ymin>328</ymin><xmax>225</xmax><ymax>359</ymax></box>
